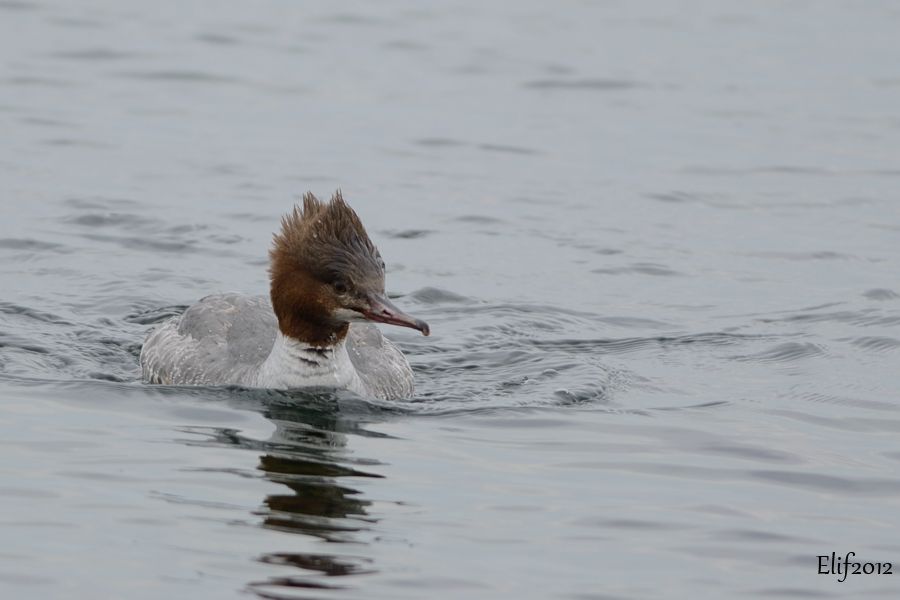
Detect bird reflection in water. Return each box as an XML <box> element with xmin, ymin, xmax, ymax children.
<box><xmin>185</xmin><ymin>390</ymin><xmax>388</xmax><ymax>598</ymax></box>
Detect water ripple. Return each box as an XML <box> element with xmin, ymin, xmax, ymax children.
<box><xmin>750</xmin><ymin>470</ymin><xmax>900</xmax><ymax>496</ymax></box>
<box><xmin>757</xmin><ymin>309</ymin><xmax>900</xmax><ymax>328</ymax></box>
<box><xmin>523</xmin><ymin>78</ymin><xmax>641</xmax><ymax>91</ymax></box>
<box><xmin>849</xmin><ymin>336</ymin><xmax>900</xmax><ymax>352</ymax></box>
<box><xmin>0</xmin><ymin>302</ymin><xmax>72</xmax><ymax>325</ymax></box>
<box><xmin>0</xmin><ymin>238</ymin><xmax>66</xmax><ymax>252</ymax></box>
<box><xmin>592</xmin><ymin>263</ymin><xmax>684</xmax><ymax>276</ymax></box>
<box><xmin>864</xmin><ymin>288</ymin><xmax>899</xmax><ymax>301</ymax></box>
<box><xmin>730</xmin><ymin>342</ymin><xmax>826</xmax><ymax>363</ymax></box>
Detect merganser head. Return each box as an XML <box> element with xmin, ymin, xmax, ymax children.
<box><xmin>269</xmin><ymin>190</ymin><xmax>430</xmax><ymax>347</ymax></box>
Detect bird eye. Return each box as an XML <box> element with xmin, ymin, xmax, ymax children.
<box><xmin>333</xmin><ymin>280</ymin><xmax>348</xmax><ymax>294</ymax></box>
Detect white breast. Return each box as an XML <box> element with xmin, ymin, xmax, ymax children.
<box><xmin>254</xmin><ymin>332</ymin><xmax>367</xmax><ymax>395</ymax></box>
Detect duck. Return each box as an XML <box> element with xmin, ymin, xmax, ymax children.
<box><xmin>140</xmin><ymin>191</ymin><xmax>429</xmax><ymax>400</ymax></box>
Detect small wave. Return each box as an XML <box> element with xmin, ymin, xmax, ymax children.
<box><xmin>381</xmin><ymin>229</ymin><xmax>433</xmax><ymax>239</ymax></box>
<box><xmin>0</xmin><ymin>302</ymin><xmax>72</xmax><ymax>325</ymax></box>
<box><xmin>745</xmin><ymin>250</ymin><xmax>851</xmax><ymax>261</ymax></box>
<box><xmin>644</xmin><ymin>191</ymin><xmax>729</xmax><ymax>206</ymax></box>
<box><xmin>50</xmin><ymin>48</ymin><xmax>140</xmax><ymax>61</ymax></box>
<box><xmin>864</xmin><ymin>288</ymin><xmax>899</xmax><ymax>301</ymax></box>
<box><xmin>757</xmin><ymin>308</ymin><xmax>900</xmax><ymax>328</ymax></box>
<box><xmin>730</xmin><ymin>342</ymin><xmax>826</xmax><ymax>363</ymax></box>
<box><xmin>596</xmin><ymin>316</ymin><xmax>673</xmax><ymax>329</ymax></box>
<box><xmin>194</xmin><ymin>33</ymin><xmax>241</xmax><ymax>46</ymax></box>
<box><xmin>0</xmin><ymin>238</ymin><xmax>66</xmax><ymax>252</ymax></box>
<box><xmin>64</xmin><ymin>196</ymin><xmax>138</xmax><ymax>210</ymax></box>
<box><xmin>0</xmin><ymin>333</ymin><xmax>51</xmax><ymax>354</ymax></box>
<box><xmin>77</xmin><ymin>233</ymin><xmax>199</xmax><ymax>253</ymax></box>
<box><xmin>477</xmin><ymin>143</ymin><xmax>539</xmax><ymax>155</ymax></box>
<box><xmin>413</xmin><ymin>137</ymin><xmax>466</xmax><ymax>147</ymax></box>
<box><xmin>114</xmin><ymin>70</ymin><xmax>239</xmax><ymax>84</ymax></box>
<box><xmin>63</xmin><ymin>212</ymin><xmax>159</xmax><ymax>229</ymax></box>
<box><xmin>530</xmin><ymin>332</ymin><xmax>774</xmax><ymax>355</ymax></box>
<box><xmin>124</xmin><ymin>305</ymin><xmax>187</xmax><ymax>325</ymax></box>
<box><xmin>5</xmin><ymin>75</ymin><xmax>74</xmax><ymax>87</ymax></box>
<box><xmin>452</xmin><ymin>214</ymin><xmax>506</xmax><ymax>224</ymax></box>
<box><xmin>407</xmin><ymin>287</ymin><xmax>472</xmax><ymax>304</ymax></box>
<box><xmin>592</xmin><ymin>263</ymin><xmax>684</xmax><ymax>276</ymax></box>
<box><xmin>781</xmin><ymin>392</ymin><xmax>899</xmax><ymax>414</ymax></box>
<box><xmin>850</xmin><ymin>336</ymin><xmax>900</xmax><ymax>353</ymax></box>
<box><xmin>750</xmin><ymin>470</ymin><xmax>900</xmax><ymax>496</ymax></box>
<box><xmin>523</xmin><ymin>78</ymin><xmax>641</xmax><ymax>91</ymax></box>
<box><xmin>0</xmin><ymin>1</ymin><xmax>39</xmax><ymax>11</ymax></box>
<box><xmin>42</xmin><ymin>138</ymin><xmax>110</xmax><ymax>148</ymax></box>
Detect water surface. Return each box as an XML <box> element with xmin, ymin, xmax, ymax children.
<box><xmin>2</xmin><ymin>1</ymin><xmax>900</xmax><ymax>598</ymax></box>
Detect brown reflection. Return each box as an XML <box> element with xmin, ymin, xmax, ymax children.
<box><xmin>245</xmin><ymin>396</ymin><xmax>385</xmax><ymax>598</ymax></box>
<box><xmin>257</xmin><ymin>456</ymin><xmax>377</xmax><ymax>541</ymax></box>
<box><xmin>260</xmin><ymin>553</ymin><xmax>375</xmax><ymax>576</ymax></box>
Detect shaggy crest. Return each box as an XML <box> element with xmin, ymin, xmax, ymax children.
<box><xmin>270</xmin><ymin>191</ymin><xmax>385</xmax><ymax>289</ymax></box>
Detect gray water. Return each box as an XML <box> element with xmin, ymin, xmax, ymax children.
<box><xmin>2</xmin><ymin>1</ymin><xmax>900</xmax><ymax>598</ymax></box>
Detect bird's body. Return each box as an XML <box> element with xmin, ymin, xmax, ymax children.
<box><xmin>139</xmin><ymin>192</ymin><xmax>429</xmax><ymax>400</ymax></box>
<box><xmin>141</xmin><ymin>293</ymin><xmax>415</xmax><ymax>400</ymax></box>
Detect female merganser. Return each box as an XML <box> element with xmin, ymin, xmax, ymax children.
<box><xmin>140</xmin><ymin>191</ymin><xmax>430</xmax><ymax>400</ymax></box>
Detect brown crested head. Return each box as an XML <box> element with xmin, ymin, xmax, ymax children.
<box><xmin>269</xmin><ymin>191</ymin><xmax>429</xmax><ymax>347</ymax></box>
